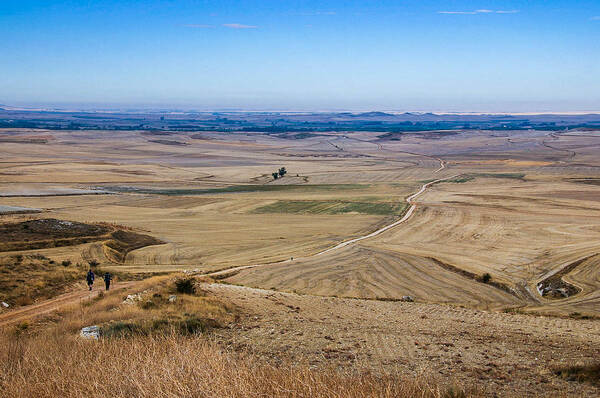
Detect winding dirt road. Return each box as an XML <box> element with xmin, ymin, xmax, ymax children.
<box><xmin>210</xmin><ymin>174</ymin><xmax>458</xmax><ymax>277</ymax></box>
<box><xmin>316</xmin><ymin>175</ymin><xmax>455</xmax><ymax>255</ymax></box>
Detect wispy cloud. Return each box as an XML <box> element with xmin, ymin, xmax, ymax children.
<box><xmin>183</xmin><ymin>24</ymin><xmax>214</xmax><ymax>28</ymax></box>
<box><xmin>438</xmin><ymin>11</ymin><xmax>478</xmax><ymax>14</ymax></box>
<box><xmin>296</xmin><ymin>11</ymin><xmax>336</xmax><ymax>16</ymax></box>
<box><xmin>591</xmin><ymin>16</ymin><xmax>600</xmax><ymax>20</ymax></box>
<box><xmin>223</xmin><ymin>23</ymin><xmax>257</xmax><ymax>29</ymax></box>
<box><xmin>438</xmin><ymin>9</ymin><xmax>519</xmax><ymax>15</ymax></box>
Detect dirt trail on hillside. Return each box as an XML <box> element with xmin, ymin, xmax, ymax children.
<box><xmin>0</xmin><ymin>281</ymin><xmax>137</xmax><ymax>327</ymax></box>
<box><xmin>206</xmin><ymin>282</ymin><xmax>600</xmax><ymax>398</ymax></box>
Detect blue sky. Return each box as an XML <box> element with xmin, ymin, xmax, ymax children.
<box><xmin>1</xmin><ymin>0</ymin><xmax>599</xmax><ymax>112</ymax></box>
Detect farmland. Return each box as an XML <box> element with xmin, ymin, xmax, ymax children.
<box><xmin>1</xmin><ymin>119</ymin><xmax>600</xmax><ymax>396</ymax></box>
<box><xmin>2</xmin><ymin>125</ymin><xmax>600</xmax><ymax>314</ymax></box>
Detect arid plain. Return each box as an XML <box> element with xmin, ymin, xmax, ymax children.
<box><xmin>2</xmin><ymin>126</ymin><xmax>600</xmax><ymax>396</ymax></box>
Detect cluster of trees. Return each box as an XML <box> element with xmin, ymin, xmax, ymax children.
<box><xmin>271</xmin><ymin>167</ymin><xmax>287</xmax><ymax>180</ymax></box>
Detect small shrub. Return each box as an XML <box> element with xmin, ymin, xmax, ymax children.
<box><xmin>101</xmin><ymin>316</ymin><xmax>218</xmax><ymax>338</ymax></box>
<box><xmin>555</xmin><ymin>363</ymin><xmax>600</xmax><ymax>386</ymax></box>
<box><xmin>443</xmin><ymin>386</ymin><xmax>468</xmax><ymax>398</ymax></box>
<box><xmin>178</xmin><ymin>317</ymin><xmax>210</xmax><ymax>334</ymax></box>
<box><xmin>174</xmin><ymin>277</ymin><xmax>196</xmax><ymax>294</ymax></box>
<box><xmin>481</xmin><ymin>273</ymin><xmax>492</xmax><ymax>283</ymax></box>
<box><xmin>101</xmin><ymin>321</ymin><xmax>141</xmax><ymax>338</ymax></box>
<box><xmin>61</xmin><ymin>260</ymin><xmax>72</xmax><ymax>267</ymax></box>
<box><xmin>569</xmin><ymin>312</ymin><xmax>597</xmax><ymax>320</ymax></box>
<box><xmin>88</xmin><ymin>260</ymin><xmax>100</xmax><ymax>267</ymax></box>
<box><xmin>151</xmin><ymin>318</ymin><xmax>170</xmax><ymax>330</ymax></box>
<box><xmin>15</xmin><ymin>322</ymin><xmax>29</xmax><ymax>334</ymax></box>
<box><xmin>140</xmin><ymin>300</ymin><xmax>157</xmax><ymax>310</ymax></box>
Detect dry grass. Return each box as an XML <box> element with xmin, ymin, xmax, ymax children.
<box><xmin>0</xmin><ymin>332</ymin><xmax>475</xmax><ymax>398</ymax></box>
<box><xmin>0</xmin><ymin>275</ymin><xmax>475</xmax><ymax>398</ymax></box>
<box><xmin>0</xmin><ymin>254</ymin><xmax>85</xmax><ymax>306</ymax></box>
<box><xmin>49</xmin><ymin>275</ymin><xmax>234</xmax><ymax>336</ymax></box>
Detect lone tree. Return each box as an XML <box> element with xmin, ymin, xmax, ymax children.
<box><xmin>278</xmin><ymin>167</ymin><xmax>287</xmax><ymax>177</ymax></box>
<box><xmin>272</xmin><ymin>172</ymin><xmax>279</xmax><ymax>180</ymax></box>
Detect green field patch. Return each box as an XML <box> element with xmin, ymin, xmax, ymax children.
<box><xmin>102</xmin><ymin>184</ymin><xmax>368</xmax><ymax>196</ymax></box>
<box><xmin>570</xmin><ymin>178</ymin><xmax>600</xmax><ymax>186</ymax></box>
<box><xmin>447</xmin><ymin>176</ymin><xmax>476</xmax><ymax>183</ymax></box>
<box><xmin>252</xmin><ymin>200</ymin><xmax>406</xmax><ymax>216</ymax></box>
<box><xmin>474</xmin><ymin>173</ymin><xmax>525</xmax><ymax>179</ymax></box>
<box><xmin>448</xmin><ymin>173</ymin><xmax>525</xmax><ymax>183</ymax></box>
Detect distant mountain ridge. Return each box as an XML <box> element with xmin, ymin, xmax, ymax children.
<box><xmin>1</xmin><ymin>108</ymin><xmax>599</xmax><ymax>133</ymax></box>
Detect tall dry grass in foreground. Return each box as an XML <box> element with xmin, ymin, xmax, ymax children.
<box><xmin>0</xmin><ymin>331</ymin><xmax>474</xmax><ymax>398</ymax></box>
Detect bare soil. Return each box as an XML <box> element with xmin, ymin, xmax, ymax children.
<box><xmin>206</xmin><ymin>283</ymin><xmax>600</xmax><ymax>397</ymax></box>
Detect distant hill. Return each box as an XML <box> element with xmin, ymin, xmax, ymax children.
<box><xmin>353</xmin><ymin>111</ymin><xmax>395</xmax><ymax>118</ymax></box>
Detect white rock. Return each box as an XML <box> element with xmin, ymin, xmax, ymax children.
<box><xmin>183</xmin><ymin>268</ymin><xmax>200</xmax><ymax>274</ymax></box>
<box><xmin>80</xmin><ymin>325</ymin><xmax>101</xmax><ymax>339</ymax></box>
<box><xmin>122</xmin><ymin>293</ymin><xmax>142</xmax><ymax>305</ymax></box>
<box><xmin>401</xmin><ymin>296</ymin><xmax>414</xmax><ymax>302</ymax></box>
<box><xmin>1</xmin><ymin>302</ymin><xmax>9</xmax><ymax>308</ymax></box>
<box><xmin>168</xmin><ymin>295</ymin><xmax>177</xmax><ymax>303</ymax></box>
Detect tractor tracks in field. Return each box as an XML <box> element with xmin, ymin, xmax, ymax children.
<box><xmin>338</xmin><ymin>134</ymin><xmax>446</xmax><ymax>173</ymax></box>
<box><xmin>542</xmin><ymin>133</ymin><xmax>577</xmax><ymax>159</ymax></box>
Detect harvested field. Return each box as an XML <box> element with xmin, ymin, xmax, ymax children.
<box><xmin>0</xmin><ymin>205</ymin><xmax>41</xmax><ymax>214</ymax></box>
<box><xmin>226</xmin><ymin>245</ymin><xmax>520</xmax><ymax>309</ymax></box>
<box><xmin>103</xmin><ymin>230</ymin><xmax>165</xmax><ymax>263</ymax></box>
<box><xmin>2</xmin><ymin>127</ymin><xmax>600</xmax><ymax>318</ymax></box>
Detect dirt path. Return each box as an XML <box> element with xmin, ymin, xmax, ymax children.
<box><xmin>316</xmin><ymin>175</ymin><xmax>455</xmax><ymax>255</ymax></box>
<box><xmin>0</xmin><ymin>281</ymin><xmax>137</xmax><ymax>327</ymax></box>
<box><xmin>434</xmin><ymin>158</ymin><xmax>445</xmax><ymax>172</ymax></box>
<box><xmin>208</xmin><ymin>175</ymin><xmax>457</xmax><ymax>278</ymax></box>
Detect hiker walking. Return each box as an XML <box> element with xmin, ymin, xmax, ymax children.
<box><xmin>86</xmin><ymin>269</ymin><xmax>95</xmax><ymax>291</ymax></box>
<box><xmin>104</xmin><ymin>272</ymin><xmax>113</xmax><ymax>291</ymax></box>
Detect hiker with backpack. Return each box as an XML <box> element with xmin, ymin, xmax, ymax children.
<box><xmin>104</xmin><ymin>272</ymin><xmax>113</xmax><ymax>291</ymax></box>
<box><xmin>86</xmin><ymin>269</ymin><xmax>95</xmax><ymax>291</ymax></box>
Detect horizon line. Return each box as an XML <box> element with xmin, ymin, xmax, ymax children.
<box><xmin>1</xmin><ymin>104</ymin><xmax>600</xmax><ymax>116</ymax></box>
